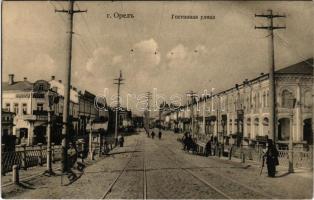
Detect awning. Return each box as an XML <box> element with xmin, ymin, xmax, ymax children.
<box><xmin>205</xmin><ymin>116</ymin><xmax>216</xmax><ymax>122</ymax></box>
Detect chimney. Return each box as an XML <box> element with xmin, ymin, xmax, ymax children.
<box><xmin>235</xmin><ymin>84</ymin><xmax>239</xmax><ymax>89</ymax></box>
<box><xmin>260</xmin><ymin>72</ymin><xmax>264</xmax><ymax>76</ymax></box>
<box><xmin>58</xmin><ymin>80</ymin><xmax>62</xmax><ymax>83</ymax></box>
<box><xmin>8</xmin><ymin>74</ymin><xmax>14</xmax><ymax>85</ymax></box>
<box><xmin>23</xmin><ymin>77</ymin><xmax>27</xmax><ymax>81</ymax></box>
<box><xmin>51</xmin><ymin>75</ymin><xmax>55</xmax><ymax>80</ymax></box>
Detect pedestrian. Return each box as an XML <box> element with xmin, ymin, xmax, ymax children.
<box><xmin>151</xmin><ymin>131</ymin><xmax>155</xmax><ymax>139</ymax></box>
<box><xmin>182</xmin><ymin>133</ymin><xmax>188</xmax><ymax>150</ymax></box>
<box><xmin>158</xmin><ymin>131</ymin><xmax>162</xmax><ymax>139</ymax></box>
<box><xmin>186</xmin><ymin>134</ymin><xmax>193</xmax><ymax>152</ymax></box>
<box><xmin>118</xmin><ymin>135</ymin><xmax>124</xmax><ymax>147</ymax></box>
<box><xmin>264</xmin><ymin>139</ymin><xmax>279</xmax><ymax>177</ymax></box>
<box><xmin>205</xmin><ymin>139</ymin><xmax>212</xmax><ymax>157</ymax></box>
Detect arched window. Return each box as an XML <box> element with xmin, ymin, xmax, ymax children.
<box><xmin>254</xmin><ymin>118</ymin><xmax>259</xmax><ymax>126</ymax></box>
<box><xmin>247</xmin><ymin>118</ymin><xmax>251</xmax><ymax>125</ymax></box>
<box><xmin>263</xmin><ymin>117</ymin><xmax>269</xmax><ymax>126</ymax></box>
<box><xmin>282</xmin><ymin>90</ymin><xmax>294</xmax><ymax>108</ymax></box>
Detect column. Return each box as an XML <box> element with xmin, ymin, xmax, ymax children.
<box><xmin>295</xmin><ymin>84</ymin><xmax>302</xmax><ymax>142</ymax></box>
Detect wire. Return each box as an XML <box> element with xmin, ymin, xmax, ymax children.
<box><xmin>275</xmin><ymin>33</ymin><xmax>313</xmax><ymax>67</ymax></box>
<box><xmin>48</xmin><ymin>0</ymin><xmax>68</xmax><ymax>26</ymax></box>
<box><xmin>74</xmin><ymin>36</ymin><xmax>93</xmax><ymax>58</ymax></box>
<box><xmin>75</xmin><ymin>2</ymin><xmax>100</xmax><ymax>49</ymax></box>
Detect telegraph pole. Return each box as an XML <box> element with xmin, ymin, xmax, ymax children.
<box><xmin>187</xmin><ymin>91</ymin><xmax>197</xmax><ymax>137</ymax></box>
<box><xmin>55</xmin><ymin>0</ymin><xmax>87</xmax><ymax>173</ymax></box>
<box><xmin>255</xmin><ymin>9</ymin><xmax>286</xmax><ymax>142</ymax></box>
<box><xmin>114</xmin><ymin>70</ymin><xmax>124</xmax><ymax>146</ymax></box>
<box><xmin>145</xmin><ymin>92</ymin><xmax>152</xmax><ymax>130</ymax></box>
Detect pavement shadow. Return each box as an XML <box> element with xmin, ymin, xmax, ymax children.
<box><xmin>61</xmin><ymin>167</ymin><xmax>85</xmax><ymax>186</ymax></box>
<box><xmin>16</xmin><ymin>182</ymin><xmax>36</xmax><ymax>190</ymax></box>
<box><xmin>274</xmin><ymin>172</ymin><xmax>290</xmax><ymax>178</ymax></box>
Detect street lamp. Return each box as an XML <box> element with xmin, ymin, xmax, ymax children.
<box><xmin>289</xmin><ymin>97</ymin><xmax>297</xmax><ymax>173</ymax></box>
<box><xmin>45</xmin><ymin>89</ymin><xmax>59</xmax><ymax>175</ymax></box>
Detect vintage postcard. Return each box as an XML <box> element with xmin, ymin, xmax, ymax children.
<box><xmin>1</xmin><ymin>0</ymin><xmax>313</xmax><ymax>199</ymax></box>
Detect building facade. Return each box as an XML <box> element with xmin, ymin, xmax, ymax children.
<box><xmin>2</xmin><ymin>74</ymin><xmax>106</xmax><ymax>145</ymax></box>
<box><xmin>167</xmin><ymin>59</ymin><xmax>313</xmax><ymax>147</ymax></box>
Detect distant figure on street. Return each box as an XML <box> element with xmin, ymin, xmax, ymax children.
<box><xmin>205</xmin><ymin>139</ymin><xmax>212</xmax><ymax>157</ymax></box>
<box><xmin>158</xmin><ymin>131</ymin><xmax>162</xmax><ymax>139</ymax></box>
<box><xmin>118</xmin><ymin>135</ymin><xmax>124</xmax><ymax>147</ymax></box>
<box><xmin>182</xmin><ymin>133</ymin><xmax>188</xmax><ymax>150</ymax></box>
<box><xmin>264</xmin><ymin>139</ymin><xmax>279</xmax><ymax>177</ymax></box>
<box><xmin>186</xmin><ymin>134</ymin><xmax>192</xmax><ymax>151</ymax></box>
<box><xmin>151</xmin><ymin>131</ymin><xmax>155</xmax><ymax>139</ymax></box>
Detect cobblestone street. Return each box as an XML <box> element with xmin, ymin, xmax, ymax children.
<box><xmin>2</xmin><ymin>130</ymin><xmax>312</xmax><ymax>199</ymax></box>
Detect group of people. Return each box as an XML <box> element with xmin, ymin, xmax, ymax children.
<box><xmin>147</xmin><ymin>130</ymin><xmax>162</xmax><ymax>139</ymax></box>
<box><xmin>181</xmin><ymin>132</ymin><xmax>280</xmax><ymax>178</ymax></box>
<box><xmin>181</xmin><ymin>132</ymin><xmax>197</xmax><ymax>153</ymax></box>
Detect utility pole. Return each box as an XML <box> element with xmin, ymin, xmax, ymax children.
<box><xmin>145</xmin><ymin>92</ymin><xmax>152</xmax><ymax>130</ymax></box>
<box><xmin>114</xmin><ymin>70</ymin><xmax>124</xmax><ymax>146</ymax></box>
<box><xmin>55</xmin><ymin>0</ymin><xmax>87</xmax><ymax>173</ymax></box>
<box><xmin>255</xmin><ymin>9</ymin><xmax>286</xmax><ymax>142</ymax></box>
<box><xmin>187</xmin><ymin>91</ymin><xmax>197</xmax><ymax>137</ymax></box>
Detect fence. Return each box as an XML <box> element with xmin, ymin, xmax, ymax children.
<box><xmin>2</xmin><ymin>135</ymin><xmax>117</xmax><ymax>175</ymax></box>
<box><xmin>2</xmin><ymin>144</ymin><xmax>62</xmax><ymax>175</ymax></box>
<box><xmin>229</xmin><ymin>145</ymin><xmax>313</xmax><ymax>169</ymax></box>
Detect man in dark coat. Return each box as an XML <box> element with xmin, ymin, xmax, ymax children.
<box><xmin>182</xmin><ymin>133</ymin><xmax>188</xmax><ymax>151</ymax></box>
<box><xmin>264</xmin><ymin>139</ymin><xmax>279</xmax><ymax>177</ymax></box>
<box><xmin>205</xmin><ymin>139</ymin><xmax>212</xmax><ymax>157</ymax></box>
<box><xmin>158</xmin><ymin>131</ymin><xmax>162</xmax><ymax>139</ymax></box>
<box><xmin>151</xmin><ymin>131</ymin><xmax>155</xmax><ymax>139</ymax></box>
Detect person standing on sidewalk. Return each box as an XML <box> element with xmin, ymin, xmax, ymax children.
<box><xmin>264</xmin><ymin>139</ymin><xmax>279</xmax><ymax>177</ymax></box>
<box><xmin>205</xmin><ymin>139</ymin><xmax>212</xmax><ymax>157</ymax></box>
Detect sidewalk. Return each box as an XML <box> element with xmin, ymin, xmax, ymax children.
<box><xmin>1</xmin><ymin>144</ymin><xmax>120</xmax><ymax>187</ymax></box>
<box><xmin>1</xmin><ymin>134</ymin><xmax>140</xmax><ymax>199</ymax></box>
<box><xmin>164</xmin><ymin>129</ymin><xmax>313</xmax><ymax>179</ymax></box>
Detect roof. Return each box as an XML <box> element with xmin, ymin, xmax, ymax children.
<box><xmin>276</xmin><ymin>58</ymin><xmax>313</xmax><ymax>75</ymax></box>
<box><xmin>2</xmin><ymin>81</ymin><xmax>33</xmax><ymax>91</ymax></box>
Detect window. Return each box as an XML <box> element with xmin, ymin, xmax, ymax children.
<box><xmin>282</xmin><ymin>90</ymin><xmax>294</xmax><ymax>108</ymax></box>
<box><xmin>38</xmin><ymin>84</ymin><xmax>44</xmax><ymax>91</ymax></box>
<box><xmin>262</xmin><ymin>92</ymin><xmax>266</xmax><ymax>107</ymax></box>
<box><xmin>37</xmin><ymin>103</ymin><xmax>44</xmax><ymax>111</ymax></box>
<box><xmin>20</xmin><ymin>128</ymin><xmax>28</xmax><ymax>138</ymax></box>
<box><xmin>13</xmin><ymin>103</ymin><xmax>19</xmax><ymax>114</ymax></box>
<box><xmin>304</xmin><ymin>91</ymin><xmax>312</xmax><ymax>108</ymax></box>
<box><xmin>5</xmin><ymin>103</ymin><xmax>10</xmax><ymax>112</ymax></box>
<box><xmin>22</xmin><ymin>103</ymin><xmax>27</xmax><ymax>115</ymax></box>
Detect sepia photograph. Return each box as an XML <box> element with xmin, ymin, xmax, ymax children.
<box><xmin>1</xmin><ymin>0</ymin><xmax>313</xmax><ymax>199</ymax></box>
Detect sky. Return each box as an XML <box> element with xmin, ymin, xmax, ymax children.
<box><xmin>2</xmin><ymin>1</ymin><xmax>313</xmax><ymax>115</ymax></box>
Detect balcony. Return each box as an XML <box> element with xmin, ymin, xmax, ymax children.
<box><xmin>22</xmin><ymin>110</ymin><xmax>48</xmax><ymax>121</ymax></box>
